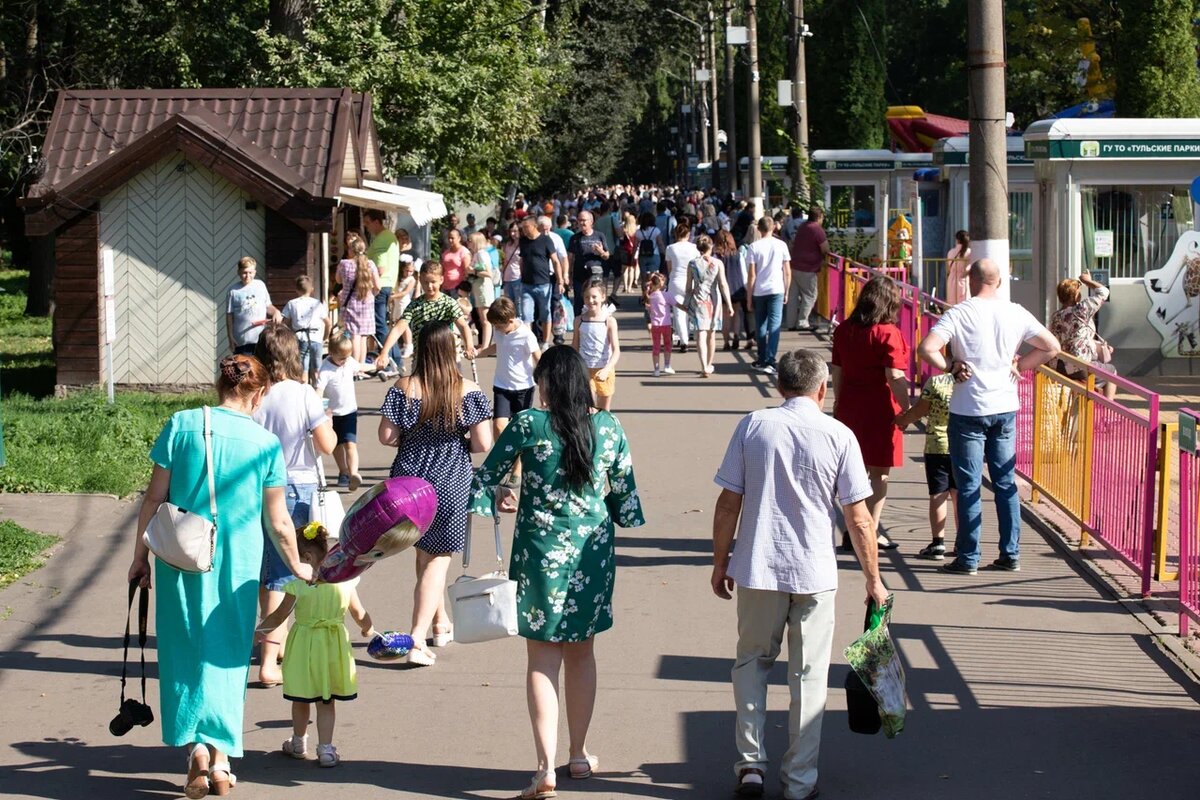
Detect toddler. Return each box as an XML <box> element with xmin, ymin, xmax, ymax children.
<box><xmin>895</xmin><ymin>372</ymin><xmax>956</xmax><ymax>559</ymax></box>
<box><xmin>646</xmin><ymin>273</ymin><xmax>674</xmax><ymax>376</ymax></box>
<box><xmin>479</xmin><ymin>296</ymin><xmax>541</xmax><ymax>490</ymax></box>
<box><xmin>283</xmin><ymin>275</ymin><xmax>331</xmax><ymax>386</ymax></box>
<box><xmin>256</xmin><ymin>523</ymin><xmax>373</xmax><ymax>768</ymax></box>
<box><xmin>572</xmin><ymin>278</ymin><xmax>621</xmax><ymax>410</ymax></box>
<box><xmin>318</xmin><ymin>335</ymin><xmax>362</xmax><ymax>490</ymax></box>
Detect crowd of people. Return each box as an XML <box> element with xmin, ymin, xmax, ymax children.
<box><xmin>127</xmin><ymin>182</ymin><xmax>1110</xmax><ymax>800</ymax></box>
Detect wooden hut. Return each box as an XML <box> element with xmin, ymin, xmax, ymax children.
<box><xmin>21</xmin><ymin>88</ymin><xmax>445</xmax><ymax>389</ymax></box>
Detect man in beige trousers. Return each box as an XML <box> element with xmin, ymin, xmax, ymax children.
<box><xmin>711</xmin><ymin>348</ymin><xmax>888</xmax><ymax>799</ymax></box>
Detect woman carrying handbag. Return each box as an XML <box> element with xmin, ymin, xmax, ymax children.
<box><xmin>127</xmin><ymin>356</ymin><xmax>311</xmax><ymax>798</ymax></box>
<box><xmin>470</xmin><ymin>346</ymin><xmax>645</xmax><ymax>800</ymax></box>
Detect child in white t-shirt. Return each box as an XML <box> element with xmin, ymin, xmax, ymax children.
<box><xmin>283</xmin><ymin>275</ymin><xmax>331</xmax><ymax>386</ymax></box>
<box><xmin>317</xmin><ymin>335</ymin><xmax>361</xmax><ymax>490</ymax></box>
<box><xmin>479</xmin><ymin>296</ymin><xmax>540</xmax><ymax>488</ymax></box>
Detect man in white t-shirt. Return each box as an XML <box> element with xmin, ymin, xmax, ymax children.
<box><xmin>665</xmin><ymin>222</ymin><xmax>700</xmax><ymax>351</ymax></box>
<box><xmin>745</xmin><ymin>217</ymin><xmax>792</xmax><ymax>375</ymax></box>
<box><xmin>917</xmin><ymin>259</ymin><xmax>1060</xmax><ymax>575</ymax></box>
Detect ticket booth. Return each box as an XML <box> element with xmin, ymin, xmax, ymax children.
<box><xmin>932</xmin><ymin>135</ymin><xmax>1036</xmax><ymax>309</ymax></box>
<box><xmin>812</xmin><ymin>150</ymin><xmax>931</xmax><ymax>265</ymax></box>
<box><xmin>1025</xmin><ymin>119</ymin><xmax>1200</xmax><ymax>364</ymax></box>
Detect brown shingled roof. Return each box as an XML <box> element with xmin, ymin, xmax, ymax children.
<box><xmin>23</xmin><ymin>87</ymin><xmax>376</xmax><ymax>235</ymax></box>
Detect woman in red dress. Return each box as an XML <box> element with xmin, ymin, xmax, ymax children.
<box><xmin>831</xmin><ymin>275</ymin><xmax>910</xmax><ymax>549</ymax></box>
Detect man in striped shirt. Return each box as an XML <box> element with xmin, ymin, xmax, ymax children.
<box><xmin>712</xmin><ymin>348</ymin><xmax>888</xmax><ymax>799</ymax></box>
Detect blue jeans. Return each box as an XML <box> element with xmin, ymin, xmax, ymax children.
<box><xmin>752</xmin><ymin>293</ymin><xmax>784</xmax><ymax>367</ymax></box>
<box><xmin>503</xmin><ymin>281</ymin><xmax>522</xmax><ymax>304</ymax></box>
<box><xmin>374</xmin><ymin>287</ymin><xmax>402</xmax><ymax>364</ymax></box>
<box><xmin>261</xmin><ymin>481</ymin><xmax>317</xmax><ymax>590</ymax></box>
<box><xmin>521</xmin><ymin>282</ymin><xmax>553</xmax><ymax>329</ymax></box>
<box><xmin>948</xmin><ymin>412</ymin><xmax>1020</xmax><ymax>568</ymax></box>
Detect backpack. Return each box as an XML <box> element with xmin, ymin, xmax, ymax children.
<box><xmin>638</xmin><ymin>229</ymin><xmax>656</xmax><ymax>259</ymax></box>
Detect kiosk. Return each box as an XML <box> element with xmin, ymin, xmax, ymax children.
<box><xmin>812</xmin><ymin>150</ymin><xmax>932</xmax><ymax>265</ymax></box>
<box><xmin>1025</xmin><ymin>119</ymin><xmax>1200</xmax><ymax>365</ymax></box>
<box><xmin>932</xmin><ymin>136</ymin><xmax>1036</xmax><ymax>308</ymax></box>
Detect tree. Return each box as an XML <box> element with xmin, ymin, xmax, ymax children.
<box><xmin>256</xmin><ymin>0</ymin><xmax>557</xmax><ymax>201</ymax></box>
<box><xmin>1114</xmin><ymin>0</ymin><xmax>1200</xmax><ymax>117</ymax></box>
<box><xmin>806</xmin><ymin>0</ymin><xmax>888</xmax><ymax>149</ymax></box>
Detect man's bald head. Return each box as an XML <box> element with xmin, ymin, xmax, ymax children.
<box><xmin>968</xmin><ymin>258</ymin><xmax>1001</xmax><ymax>297</ymax></box>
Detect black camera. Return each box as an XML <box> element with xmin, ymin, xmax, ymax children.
<box><xmin>109</xmin><ymin>697</ymin><xmax>154</xmax><ymax>736</ymax></box>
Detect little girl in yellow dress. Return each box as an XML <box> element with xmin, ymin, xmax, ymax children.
<box><xmin>256</xmin><ymin>523</ymin><xmax>373</xmax><ymax>767</ymax></box>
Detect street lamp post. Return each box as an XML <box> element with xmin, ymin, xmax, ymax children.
<box><xmin>708</xmin><ymin>4</ymin><xmax>722</xmax><ymax>193</ymax></box>
<box><xmin>747</xmin><ymin>0</ymin><xmax>763</xmax><ymax>218</ymax></box>
<box><xmin>724</xmin><ymin>0</ymin><xmax>739</xmax><ymax>199</ymax></box>
<box><xmin>665</xmin><ymin>7</ymin><xmax>719</xmax><ymax>190</ymax></box>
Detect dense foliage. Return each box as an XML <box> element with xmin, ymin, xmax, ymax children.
<box><xmin>2</xmin><ymin>0</ymin><xmax>1200</xmax><ymax>206</ymax></box>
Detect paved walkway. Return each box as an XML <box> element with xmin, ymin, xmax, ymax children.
<box><xmin>1</xmin><ymin>311</ymin><xmax>1198</xmax><ymax>799</ymax></box>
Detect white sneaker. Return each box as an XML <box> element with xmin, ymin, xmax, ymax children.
<box><xmin>661</xmin><ymin>366</ymin><xmax>675</xmax><ymax>375</ymax></box>
<box><xmin>653</xmin><ymin>367</ymin><xmax>661</xmax><ymax>377</ymax></box>
<box><xmin>407</xmin><ymin>647</ymin><xmax>436</xmax><ymax>666</ymax></box>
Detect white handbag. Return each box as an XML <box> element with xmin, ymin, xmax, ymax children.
<box><xmin>447</xmin><ymin>502</ymin><xmax>518</xmax><ymax>644</ymax></box>
<box><xmin>307</xmin><ymin>429</ymin><xmax>346</xmax><ymax>538</ymax></box>
<box><xmin>143</xmin><ymin>406</ymin><xmax>217</xmax><ymax>573</ymax></box>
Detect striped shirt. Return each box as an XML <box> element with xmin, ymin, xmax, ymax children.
<box><xmin>715</xmin><ymin>396</ymin><xmax>871</xmax><ymax>594</ymax></box>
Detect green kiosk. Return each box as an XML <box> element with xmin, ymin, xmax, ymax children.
<box><xmin>1025</xmin><ymin>118</ymin><xmax>1200</xmax><ymax>370</ymax></box>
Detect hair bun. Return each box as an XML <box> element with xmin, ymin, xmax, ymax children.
<box><xmin>219</xmin><ymin>356</ymin><xmax>252</xmax><ymax>385</ymax></box>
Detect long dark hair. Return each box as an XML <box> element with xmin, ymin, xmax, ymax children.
<box><xmin>533</xmin><ymin>346</ymin><xmax>595</xmax><ymax>490</ymax></box>
<box><xmin>413</xmin><ymin>323</ymin><xmax>463</xmax><ymax>432</ymax></box>
<box><xmin>848</xmin><ymin>275</ymin><xmax>901</xmax><ymax>327</ymax></box>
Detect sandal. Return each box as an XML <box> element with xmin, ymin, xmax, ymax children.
<box><xmin>428</xmin><ymin>624</ymin><xmax>453</xmax><ymax>648</ymax></box>
<box><xmin>209</xmin><ymin>761</ymin><xmax>236</xmax><ymax>796</ymax></box>
<box><xmin>184</xmin><ymin>744</ymin><xmax>209</xmax><ymax>800</ymax></box>
<box><xmin>876</xmin><ymin>533</ymin><xmax>900</xmax><ymax>550</ymax></box>
<box><xmin>568</xmin><ymin>754</ymin><xmax>599</xmax><ymax>779</ymax></box>
<box><xmin>406</xmin><ymin>646</ymin><xmax>436</xmax><ymax>667</ymax></box>
<box><xmin>515</xmin><ymin>769</ymin><xmax>557</xmax><ymax>799</ymax></box>
<box><xmin>282</xmin><ymin>734</ymin><xmax>307</xmax><ymax>759</ymax></box>
<box><xmin>317</xmin><ymin>744</ymin><xmax>340</xmax><ymax>768</ymax></box>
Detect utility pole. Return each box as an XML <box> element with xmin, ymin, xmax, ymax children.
<box><xmin>724</xmin><ymin>0</ymin><xmax>739</xmax><ymax>199</ymax></box>
<box><xmin>967</xmin><ymin>0</ymin><xmax>1010</xmax><ymax>296</ymax></box>
<box><xmin>789</xmin><ymin>0</ymin><xmax>810</xmax><ymax>200</ymax></box>
<box><xmin>698</xmin><ymin>48</ymin><xmax>710</xmax><ymax>166</ymax></box>
<box><xmin>747</xmin><ymin>0</ymin><xmax>764</xmax><ymax>218</ymax></box>
<box><xmin>708</xmin><ymin>4</ymin><xmax>722</xmax><ymax>193</ymax></box>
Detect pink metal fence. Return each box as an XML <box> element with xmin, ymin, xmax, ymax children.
<box><xmin>1177</xmin><ymin>409</ymin><xmax>1200</xmax><ymax>636</ymax></box>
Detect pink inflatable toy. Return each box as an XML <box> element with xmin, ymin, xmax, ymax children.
<box><xmin>317</xmin><ymin>476</ymin><xmax>438</xmax><ymax>583</ymax></box>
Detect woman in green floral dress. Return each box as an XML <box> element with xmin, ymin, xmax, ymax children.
<box><xmin>471</xmin><ymin>346</ymin><xmax>644</xmax><ymax>800</ymax></box>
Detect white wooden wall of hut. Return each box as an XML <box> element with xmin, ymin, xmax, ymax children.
<box><xmin>100</xmin><ymin>154</ymin><xmax>266</xmax><ymax>385</ymax></box>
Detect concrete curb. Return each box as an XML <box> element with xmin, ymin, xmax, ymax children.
<box><xmin>1020</xmin><ymin>501</ymin><xmax>1200</xmax><ymax>684</ymax></box>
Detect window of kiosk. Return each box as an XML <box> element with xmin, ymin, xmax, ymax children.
<box><xmin>1009</xmin><ymin>189</ymin><xmax>1033</xmax><ymax>280</ymax></box>
<box><xmin>828</xmin><ymin>184</ymin><xmax>877</xmax><ymax>230</ymax></box>
<box><xmin>1079</xmin><ymin>185</ymin><xmax>1193</xmax><ymax>281</ymax></box>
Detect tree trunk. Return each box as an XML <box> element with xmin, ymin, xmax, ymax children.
<box><xmin>269</xmin><ymin>0</ymin><xmax>307</xmax><ymax>40</ymax></box>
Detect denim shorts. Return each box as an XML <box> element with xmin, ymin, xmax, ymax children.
<box><xmin>297</xmin><ymin>335</ymin><xmax>322</xmax><ymax>375</ymax></box>
<box><xmin>521</xmin><ymin>283</ymin><xmax>553</xmax><ymax>326</ymax></box>
<box><xmin>261</xmin><ymin>481</ymin><xmax>317</xmax><ymax>591</ymax></box>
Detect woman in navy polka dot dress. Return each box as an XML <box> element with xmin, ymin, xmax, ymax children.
<box><xmin>378</xmin><ymin>324</ymin><xmax>493</xmax><ymax>665</ymax></box>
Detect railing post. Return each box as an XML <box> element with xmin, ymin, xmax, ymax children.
<box><xmin>1030</xmin><ymin>370</ymin><xmax>1043</xmax><ymax>505</ymax></box>
<box><xmin>1079</xmin><ymin>373</ymin><xmax>1096</xmax><ymax>548</ymax></box>
<box><xmin>1156</xmin><ymin>422</ymin><xmax>1178</xmax><ymax>582</ymax></box>
<box><xmin>1140</xmin><ymin>395</ymin><xmax>1160</xmax><ymax>597</ymax></box>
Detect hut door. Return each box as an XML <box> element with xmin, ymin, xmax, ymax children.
<box><xmin>101</xmin><ymin>154</ymin><xmax>265</xmax><ymax>385</ymax></box>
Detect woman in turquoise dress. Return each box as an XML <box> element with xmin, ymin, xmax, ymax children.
<box><xmin>127</xmin><ymin>355</ymin><xmax>311</xmax><ymax>798</ymax></box>
<box><xmin>471</xmin><ymin>346</ymin><xmax>644</xmax><ymax>800</ymax></box>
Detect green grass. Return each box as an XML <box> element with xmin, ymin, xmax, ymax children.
<box><xmin>0</xmin><ymin>266</ymin><xmax>55</xmax><ymax>398</ymax></box>
<box><xmin>0</xmin><ymin>519</ymin><xmax>58</xmax><ymax>589</ymax></box>
<box><xmin>0</xmin><ymin>260</ymin><xmax>217</xmax><ymax>495</ymax></box>
<box><xmin>1</xmin><ymin>389</ymin><xmax>215</xmax><ymax>495</ymax></box>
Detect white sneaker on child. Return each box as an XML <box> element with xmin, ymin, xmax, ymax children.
<box><xmin>662</xmin><ymin>366</ymin><xmax>675</xmax><ymax>375</ymax></box>
<box><xmin>653</xmin><ymin>367</ymin><xmax>661</xmax><ymax>377</ymax></box>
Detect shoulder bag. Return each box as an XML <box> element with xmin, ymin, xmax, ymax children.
<box><xmin>447</xmin><ymin>498</ymin><xmax>518</xmax><ymax>643</ymax></box>
<box><xmin>1094</xmin><ymin>335</ymin><xmax>1114</xmax><ymax>364</ymax></box>
<box><xmin>307</xmin><ymin>426</ymin><xmax>346</xmax><ymax>537</ymax></box>
<box><xmin>143</xmin><ymin>406</ymin><xmax>217</xmax><ymax>573</ymax></box>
